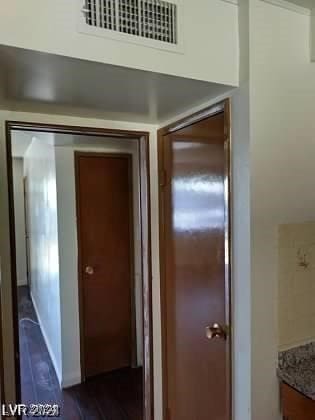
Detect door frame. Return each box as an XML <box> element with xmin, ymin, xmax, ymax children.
<box><xmin>74</xmin><ymin>151</ymin><xmax>137</xmax><ymax>378</ymax></box>
<box><xmin>157</xmin><ymin>99</ymin><xmax>232</xmax><ymax>420</ymax></box>
<box><xmin>23</xmin><ymin>176</ymin><xmax>31</xmax><ymax>288</ymax></box>
<box><xmin>5</xmin><ymin>121</ymin><xmax>154</xmax><ymax>420</ymax></box>
<box><xmin>0</xmin><ymin>283</ymin><xmax>5</xmax><ymax>405</ymax></box>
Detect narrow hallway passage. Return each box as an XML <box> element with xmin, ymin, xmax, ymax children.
<box><xmin>18</xmin><ymin>286</ymin><xmax>143</xmax><ymax>420</ymax></box>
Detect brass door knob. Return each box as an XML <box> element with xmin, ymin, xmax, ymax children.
<box><xmin>205</xmin><ymin>323</ymin><xmax>228</xmax><ymax>340</ymax></box>
<box><xmin>85</xmin><ymin>266</ymin><xmax>94</xmax><ymax>275</ymax></box>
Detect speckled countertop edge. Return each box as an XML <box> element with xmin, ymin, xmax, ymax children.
<box><xmin>278</xmin><ymin>342</ymin><xmax>315</xmax><ymax>400</ymax></box>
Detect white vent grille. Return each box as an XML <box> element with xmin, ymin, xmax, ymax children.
<box><xmin>83</xmin><ymin>0</ymin><xmax>178</xmax><ymax>45</ymax></box>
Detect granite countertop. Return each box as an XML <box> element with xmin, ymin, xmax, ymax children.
<box><xmin>278</xmin><ymin>342</ymin><xmax>315</xmax><ymax>400</ymax></box>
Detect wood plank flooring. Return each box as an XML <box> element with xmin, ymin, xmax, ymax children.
<box><xmin>18</xmin><ymin>286</ymin><xmax>143</xmax><ymax>420</ymax></box>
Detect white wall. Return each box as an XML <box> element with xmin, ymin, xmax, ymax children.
<box><xmin>23</xmin><ymin>135</ymin><xmax>62</xmax><ymax>384</ymax></box>
<box><xmin>54</xmin><ymin>138</ymin><xmax>144</xmax><ymax>387</ymax></box>
<box><xmin>0</xmin><ymin>0</ymin><xmax>239</xmax><ymax>87</ymax></box>
<box><xmin>250</xmin><ymin>2</ymin><xmax>315</xmax><ymax>419</ymax></box>
<box><xmin>12</xmin><ymin>158</ymin><xmax>27</xmax><ymax>286</ymax></box>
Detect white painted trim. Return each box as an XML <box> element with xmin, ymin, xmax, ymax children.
<box><xmin>17</xmin><ymin>277</ymin><xmax>28</xmax><ymax>287</ymax></box>
<box><xmin>30</xmin><ymin>292</ymin><xmax>62</xmax><ymax>387</ymax></box>
<box><xmin>61</xmin><ymin>372</ymin><xmax>81</xmax><ymax>389</ymax></box>
<box><xmin>260</xmin><ymin>0</ymin><xmax>311</xmax><ymax>16</ymax></box>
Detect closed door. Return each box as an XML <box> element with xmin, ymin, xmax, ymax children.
<box><xmin>159</xmin><ymin>108</ymin><xmax>231</xmax><ymax>420</ymax></box>
<box><xmin>75</xmin><ymin>153</ymin><xmax>135</xmax><ymax>378</ymax></box>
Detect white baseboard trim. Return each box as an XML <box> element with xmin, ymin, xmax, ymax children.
<box><xmin>30</xmin><ymin>292</ymin><xmax>62</xmax><ymax>387</ymax></box>
<box><xmin>17</xmin><ymin>278</ymin><xmax>28</xmax><ymax>287</ymax></box>
<box><xmin>61</xmin><ymin>372</ymin><xmax>81</xmax><ymax>389</ymax></box>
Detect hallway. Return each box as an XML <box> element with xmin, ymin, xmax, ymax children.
<box><xmin>18</xmin><ymin>286</ymin><xmax>143</xmax><ymax>420</ymax></box>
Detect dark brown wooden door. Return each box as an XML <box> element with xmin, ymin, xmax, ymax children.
<box><xmin>160</xmin><ymin>109</ymin><xmax>231</xmax><ymax>420</ymax></box>
<box><xmin>76</xmin><ymin>153</ymin><xmax>134</xmax><ymax>378</ymax></box>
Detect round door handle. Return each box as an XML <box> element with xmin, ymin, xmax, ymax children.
<box><xmin>85</xmin><ymin>266</ymin><xmax>94</xmax><ymax>275</ymax></box>
<box><xmin>205</xmin><ymin>323</ymin><xmax>228</xmax><ymax>340</ymax></box>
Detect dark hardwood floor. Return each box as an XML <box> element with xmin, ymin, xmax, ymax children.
<box><xmin>18</xmin><ymin>286</ymin><xmax>143</xmax><ymax>420</ymax></box>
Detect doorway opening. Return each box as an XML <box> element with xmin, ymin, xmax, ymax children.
<box><xmin>6</xmin><ymin>122</ymin><xmax>153</xmax><ymax>420</ymax></box>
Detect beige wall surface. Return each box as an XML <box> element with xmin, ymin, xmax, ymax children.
<box><xmin>278</xmin><ymin>222</ymin><xmax>315</xmax><ymax>350</ymax></box>
<box><xmin>250</xmin><ymin>1</ymin><xmax>315</xmax><ymax>419</ymax></box>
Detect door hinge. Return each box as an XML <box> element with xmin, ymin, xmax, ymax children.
<box><xmin>160</xmin><ymin>169</ymin><xmax>167</xmax><ymax>188</ymax></box>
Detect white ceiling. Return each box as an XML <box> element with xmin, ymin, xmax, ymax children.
<box><xmin>0</xmin><ymin>45</ymin><xmax>232</xmax><ymax>125</ymax></box>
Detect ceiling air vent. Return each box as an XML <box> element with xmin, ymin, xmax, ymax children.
<box><xmin>78</xmin><ymin>0</ymin><xmax>182</xmax><ymax>52</ymax></box>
